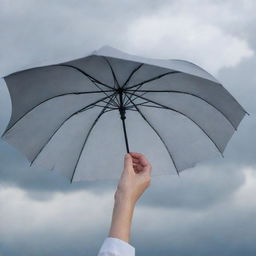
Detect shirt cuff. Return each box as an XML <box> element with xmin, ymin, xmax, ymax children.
<box><xmin>98</xmin><ymin>237</ymin><xmax>135</xmax><ymax>256</ymax></box>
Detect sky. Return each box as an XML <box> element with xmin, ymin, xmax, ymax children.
<box><xmin>0</xmin><ymin>0</ymin><xmax>256</xmax><ymax>255</ymax></box>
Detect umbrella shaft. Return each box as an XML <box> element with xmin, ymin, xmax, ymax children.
<box><xmin>118</xmin><ymin>90</ymin><xmax>130</xmax><ymax>153</ymax></box>
<box><xmin>121</xmin><ymin>118</ymin><xmax>130</xmax><ymax>153</ymax></box>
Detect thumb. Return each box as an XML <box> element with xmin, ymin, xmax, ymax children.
<box><xmin>123</xmin><ymin>153</ymin><xmax>133</xmax><ymax>172</ymax></box>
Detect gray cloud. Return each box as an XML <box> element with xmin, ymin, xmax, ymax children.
<box><xmin>133</xmin><ymin>169</ymin><xmax>256</xmax><ymax>256</ymax></box>
<box><xmin>217</xmin><ymin>57</ymin><xmax>256</xmax><ymax>166</ymax></box>
<box><xmin>140</xmin><ymin>162</ymin><xmax>245</xmax><ymax>209</ymax></box>
<box><xmin>0</xmin><ymin>0</ymin><xmax>170</xmax><ymax>77</ymax></box>
<box><xmin>0</xmin><ymin>169</ymin><xmax>256</xmax><ymax>256</ymax></box>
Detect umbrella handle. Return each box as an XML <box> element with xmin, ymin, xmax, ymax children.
<box><xmin>118</xmin><ymin>90</ymin><xmax>130</xmax><ymax>153</ymax></box>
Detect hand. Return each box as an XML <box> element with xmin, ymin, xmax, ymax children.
<box><xmin>115</xmin><ymin>152</ymin><xmax>152</xmax><ymax>206</ymax></box>
<box><xmin>108</xmin><ymin>152</ymin><xmax>152</xmax><ymax>243</ymax></box>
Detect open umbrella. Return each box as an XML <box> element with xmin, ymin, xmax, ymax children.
<box><xmin>1</xmin><ymin>46</ymin><xmax>247</xmax><ymax>182</ymax></box>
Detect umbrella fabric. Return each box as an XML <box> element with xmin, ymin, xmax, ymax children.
<box><xmin>1</xmin><ymin>46</ymin><xmax>247</xmax><ymax>182</ymax></box>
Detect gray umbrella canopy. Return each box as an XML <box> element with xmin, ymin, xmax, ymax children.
<box><xmin>1</xmin><ymin>46</ymin><xmax>247</xmax><ymax>182</ymax></box>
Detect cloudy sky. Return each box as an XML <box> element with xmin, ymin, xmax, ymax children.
<box><xmin>0</xmin><ymin>0</ymin><xmax>256</xmax><ymax>255</ymax></box>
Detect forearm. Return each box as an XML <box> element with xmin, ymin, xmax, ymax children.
<box><xmin>107</xmin><ymin>152</ymin><xmax>151</xmax><ymax>245</ymax></box>
<box><xmin>108</xmin><ymin>195</ymin><xmax>135</xmax><ymax>243</ymax></box>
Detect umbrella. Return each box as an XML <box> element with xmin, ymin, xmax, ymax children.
<box><xmin>1</xmin><ymin>46</ymin><xmax>247</xmax><ymax>182</ymax></box>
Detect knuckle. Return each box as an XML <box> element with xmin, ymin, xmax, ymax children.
<box><xmin>145</xmin><ymin>175</ymin><xmax>151</xmax><ymax>186</ymax></box>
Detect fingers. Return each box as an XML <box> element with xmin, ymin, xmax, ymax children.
<box><xmin>124</xmin><ymin>152</ymin><xmax>152</xmax><ymax>169</ymax></box>
<box><xmin>129</xmin><ymin>152</ymin><xmax>152</xmax><ymax>175</ymax></box>
<box><xmin>129</xmin><ymin>152</ymin><xmax>150</xmax><ymax>166</ymax></box>
<box><xmin>133</xmin><ymin>163</ymin><xmax>143</xmax><ymax>173</ymax></box>
<box><xmin>123</xmin><ymin>153</ymin><xmax>133</xmax><ymax>171</ymax></box>
<box><xmin>129</xmin><ymin>152</ymin><xmax>144</xmax><ymax>158</ymax></box>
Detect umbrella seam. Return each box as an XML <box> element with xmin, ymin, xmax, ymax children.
<box><xmin>126</xmin><ymin>91</ymin><xmax>224</xmax><ymax>156</ymax></box>
<box><xmin>122</xmin><ymin>63</ymin><xmax>144</xmax><ymax>89</ymax></box>
<box><xmin>2</xmin><ymin>90</ymin><xmax>116</xmax><ymax>137</ymax></box>
<box><xmin>126</xmin><ymin>89</ymin><xmax>237</xmax><ymax>130</ymax></box>
<box><xmin>29</xmin><ymin>93</ymin><xmax>116</xmax><ymax>166</ymax></box>
<box><xmin>122</xmin><ymin>71</ymin><xmax>180</xmax><ymax>106</ymax></box>
<box><xmin>70</xmin><ymin>92</ymin><xmax>118</xmax><ymax>182</ymax></box>
<box><xmin>125</xmin><ymin>93</ymin><xmax>179</xmax><ymax>175</ymax></box>
<box><xmin>58</xmin><ymin>64</ymin><xmax>118</xmax><ymax>107</ymax></box>
<box><xmin>102</xmin><ymin>57</ymin><xmax>120</xmax><ymax>89</ymax></box>
<box><xmin>124</xmin><ymin>71</ymin><xmax>181</xmax><ymax>90</ymax></box>
<box><xmin>56</xmin><ymin>64</ymin><xmax>114</xmax><ymax>90</ymax></box>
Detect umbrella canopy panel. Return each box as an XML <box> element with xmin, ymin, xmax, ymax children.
<box><xmin>1</xmin><ymin>46</ymin><xmax>247</xmax><ymax>182</ymax></box>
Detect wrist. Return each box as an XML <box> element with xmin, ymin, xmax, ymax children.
<box><xmin>114</xmin><ymin>190</ymin><xmax>136</xmax><ymax>208</ymax></box>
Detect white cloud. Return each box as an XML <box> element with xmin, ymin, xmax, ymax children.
<box><xmin>0</xmin><ymin>0</ymin><xmax>254</xmax><ymax>77</ymax></box>
<box><xmin>124</xmin><ymin>0</ymin><xmax>254</xmax><ymax>74</ymax></box>
<box><xmin>0</xmin><ymin>186</ymin><xmax>115</xmax><ymax>254</ymax></box>
<box><xmin>0</xmin><ymin>187</ymin><xmax>112</xmax><ymax>238</ymax></box>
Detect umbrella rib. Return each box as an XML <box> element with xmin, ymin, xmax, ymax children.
<box><xmin>123</xmin><ymin>71</ymin><xmax>180</xmax><ymax>106</ymax></box>
<box><xmin>123</xmin><ymin>84</ymin><xmax>146</xmax><ymax>106</ymax></box>
<box><xmin>87</xmin><ymin>79</ymin><xmax>118</xmax><ymax>107</ymax></box>
<box><xmin>29</xmin><ymin>92</ymin><xmax>117</xmax><ymax>166</ymax></box>
<box><xmin>126</xmin><ymin>91</ymin><xmax>224</xmax><ymax>156</ymax></box>
<box><xmin>56</xmin><ymin>64</ymin><xmax>114</xmax><ymax>90</ymax></box>
<box><xmin>122</xmin><ymin>63</ymin><xmax>144</xmax><ymax>89</ymax></box>
<box><xmin>91</xmin><ymin>82</ymin><xmax>118</xmax><ymax>107</ymax></box>
<box><xmin>127</xmin><ymin>103</ymin><xmax>166</xmax><ymax>110</ymax></box>
<box><xmin>58</xmin><ymin>64</ymin><xmax>118</xmax><ymax>107</ymax></box>
<box><xmin>124</xmin><ymin>92</ymin><xmax>149</xmax><ymax>107</ymax></box>
<box><xmin>126</xmin><ymin>108</ymin><xmax>137</xmax><ymax>112</ymax></box>
<box><xmin>104</xmin><ymin>108</ymin><xmax>119</xmax><ymax>113</ymax></box>
<box><xmin>125</xmin><ymin>100</ymin><xmax>154</xmax><ymax>109</ymax></box>
<box><xmin>125</xmin><ymin>71</ymin><xmax>180</xmax><ymax>90</ymax></box>
<box><xmin>126</xmin><ymin>93</ymin><xmax>179</xmax><ymax>175</ymax></box>
<box><xmin>113</xmin><ymin>92</ymin><xmax>121</xmax><ymax>106</ymax></box>
<box><xmin>94</xmin><ymin>104</ymin><xmax>118</xmax><ymax>110</ymax></box>
<box><xmin>102</xmin><ymin>57</ymin><xmax>120</xmax><ymax>89</ymax></box>
<box><xmin>100</xmin><ymin>101</ymin><xmax>117</xmax><ymax>107</ymax></box>
<box><xmin>122</xmin><ymin>63</ymin><xmax>144</xmax><ymax>104</ymax></box>
<box><xmin>70</xmin><ymin>93</ymin><xmax>117</xmax><ymax>183</ymax></box>
<box><xmin>2</xmin><ymin>90</ymin><xmax>115</xmax><ymax>137</ymax></box>
<box><xmin>126</xmin><ymin>89</ymin><xmax>237</xmax><ymax>130</ymax></box>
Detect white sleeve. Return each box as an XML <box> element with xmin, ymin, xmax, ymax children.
<box><xmin>97</xmin><ymin>237</ymin><xmax>135</xmax><ymax>256</ymax></box>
